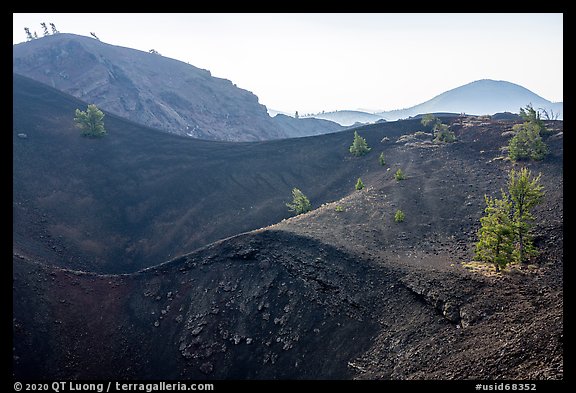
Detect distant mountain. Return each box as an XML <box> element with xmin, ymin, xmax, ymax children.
<box><xmin>12</xmin><ymin>33</ymin><xmax>341</xmax><ymax>141</ymax></box>
<box><xmin>378</xmin><ymin>79</ymin><xmax>563</xmax><ymax>121</ymax></box>
<box><xmin>267</xmin><ymin>108</ymin><xmax>291</xmax><ymax>117</ymax></box>
<box><xmin>303</xmin><ymin>79</ymin><xmax>562</xmax><ymax>125</ymax></box>
<box><xmin>271</xmin><ymin>114</ymin><xmax>346</xmax><ymax>137</ymax></box>
<box><xmin>302</xmin><ymin>110</ymin><xmax>385</xmax><ymax>126</ymax></box>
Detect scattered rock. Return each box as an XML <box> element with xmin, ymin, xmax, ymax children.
<box><xmin>191</xmin><ymin>326</ymin><xmax>203</xmax><ymax>336</ymax></box>
<box><xmin>549</xmin><ymin>132</ymin><xmax>563</xmax><ymax>140</ymax></box>
<box><xmin>199</xmin><ymin>362</ymin><xmax>213</xmax><ymax>375</ymax></box>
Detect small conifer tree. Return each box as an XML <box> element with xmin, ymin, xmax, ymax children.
<box><xmin>379</xmin><ymin>152</ymin><xmax>386</xmax><ymax>166</ymax></box>
<box><xmin>349</xmin><ymin>131</ymin><xmax>371</xmax><ymax>156</ymax></box>
<box><xmin>286</xmin><ymin>188</ymin><xmax>312</xmax><ymax>215</ymax></box>
<box><xmin>74</xmin><ymin>104</ymin><xmax>107</xmax><ymax>137</ymax></box>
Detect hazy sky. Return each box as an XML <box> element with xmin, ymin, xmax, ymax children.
<box><xmin>13</xmin><ymin>13</ymin><xmax>563</xmax><ymax>114</ymax></box>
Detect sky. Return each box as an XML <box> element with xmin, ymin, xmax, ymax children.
<box><xmin>13</xmin><ymin>13</ymin><xmax>563</xmax><ymax>115</ymax></box>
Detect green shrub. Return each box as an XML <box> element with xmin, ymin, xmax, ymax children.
<box><xmin>433</xmin><ymin>123</ymin><xmax>457</xmax><ymax>143</ymax></box>
<box><xmin>421</xmin><ymin>114</ymin><xmax>439</xmax><ymax>128</ymax></box>
<box><xmin>507</xmin><ymin>104</ymin><xmax>549</xmax><ymax>161</ymax></box>
<box><xmin>421</xmin><ymin>114</ymin><xmax>456</xmax><ymax>143</ymax></box>
<box><xmin>508</xmin><ymin>122</ymin><xmax>548</xmax><ymax>161</ymax></box>
<box><xmin>394</xmin><ymin>209</ymin><xmax>405</xmax><ymax>222</ymax></box>
<box><xmin>394</xmin><ymin>168</ymin><xmax>405</xmax><ymax>181</ymax></box>
<box><xmin>379</xmin><ymin>152</ymin><xmax>386</xmax><ymax>166</ymax></box>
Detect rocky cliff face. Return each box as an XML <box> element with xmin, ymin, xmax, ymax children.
<box><xmin>13</xmin><ymin>34</ymin><xmax>341</xmax><ymax>141</ymax></box>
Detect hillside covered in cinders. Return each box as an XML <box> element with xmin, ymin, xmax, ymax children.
<box><xmin>13</xmin><ymin>74</ymin><xmax>563</xmax><ymax>380</ymax></box>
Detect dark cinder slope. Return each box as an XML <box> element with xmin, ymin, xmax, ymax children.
<box><xmin>14</xmin><ymin>231</ymin><xmax>404</xmax><ymax>379</ymax></box>
<box><xmin>13</xmin><ymin>109</ymin><xmax>563</xmax><ymax>380</ymax></box>
<box><xmin>13</xmin><ymin>34</ymin><xmax>342</xmax><ymax>141</ymax></box>
<box><xmin>13</xmin><ymin>74</ymin><xmax>407</xmax><ymax>274</ymax></box>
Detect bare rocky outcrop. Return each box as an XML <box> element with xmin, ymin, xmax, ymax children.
<box><xmin>13</xmin><ymin>34</ymin><xmax>342</xmax><ymax>141</ymax></box>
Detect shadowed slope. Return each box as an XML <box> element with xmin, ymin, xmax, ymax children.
<box><xmin>14</xmin><ymin>230</ymin><xmax>413</xmax><ymax>379</ymax></box>
<box><xmin>13</xmin><ymin>74</ymin><xmax>563</xmax><ymax>380</ymax></box>
<box><xmin>13</xmin><ymin>74</ymin><xmax>420</xmax><ymax>273</ymax></box>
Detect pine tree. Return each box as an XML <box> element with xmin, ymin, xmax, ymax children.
<box><xmin>50</xmin><ymin>23</ymin><xmax>59</xmax><ymax>34</ymax></box>
<box><xmin>40</xmin><ymin>22</ymin><xmax>49</xmax><ymax>37</ymax></box>
<box><xmin>508</xmin><ymin>104</ymin><xmax>549</xmax><ymax>161</ymax></box>
<box><xmin>349</xmin><ymin>131</ymin><xmax>371</xmax><ymax>156</ymax></box>
<box><xmin>286</xmin><ymin>188</ymin><xmax>312</xmax><ymax>215</ymax></box>
<box><xmin>508</xmin><ymin>122</ymin><xmax>548</xmax><ymax>161</ymax></box>
<box><xmin>74</xmin><ymin>104</ymin><xmax>107</xmax><ymax>137</ymax></box>
<box><xmin>394</xmin><ymin>209</ymin><xmax>405</xmax><ymax>223</ymax></box>
<box><xmin>394</xmin><ymin>168</ymin><xmax>405</xmax><ymax>181</ymax></box>
<box><xmin>421</xmin><ymin>113</ymin><xmax>439</xmax><ymax>128</ymax></box>
<box><xmin>24</xmin><ymin>27</ymin><xmax>34</xmax><ymax>41</ymax></box>
<box><xmin>507</xmin><ymin>168</ymin><xmax>544</xmax><ymax>263</ymax></box>
<box><xmin>355</xmin><ymin>178</ymin><xmax>365</xmax><ymax>190</ymax></box>
<box><xmin>519</xmin><ymin>104</ymin><xmax>546</xmax><ymax>132</ymax></box>
<box><xmin>378</xmin><ymin>152</ymin><xmax>386</xmax><ymax>166</ymax></box>
<box><xmin>474</xmin><ymin>167</ymin><xmax>545</xmax><ymax>270</ymax></box>
<box><xmin>475</xmin><ymin>193</ymin><xmax>515</xmax><ymax>272</ymax></box>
